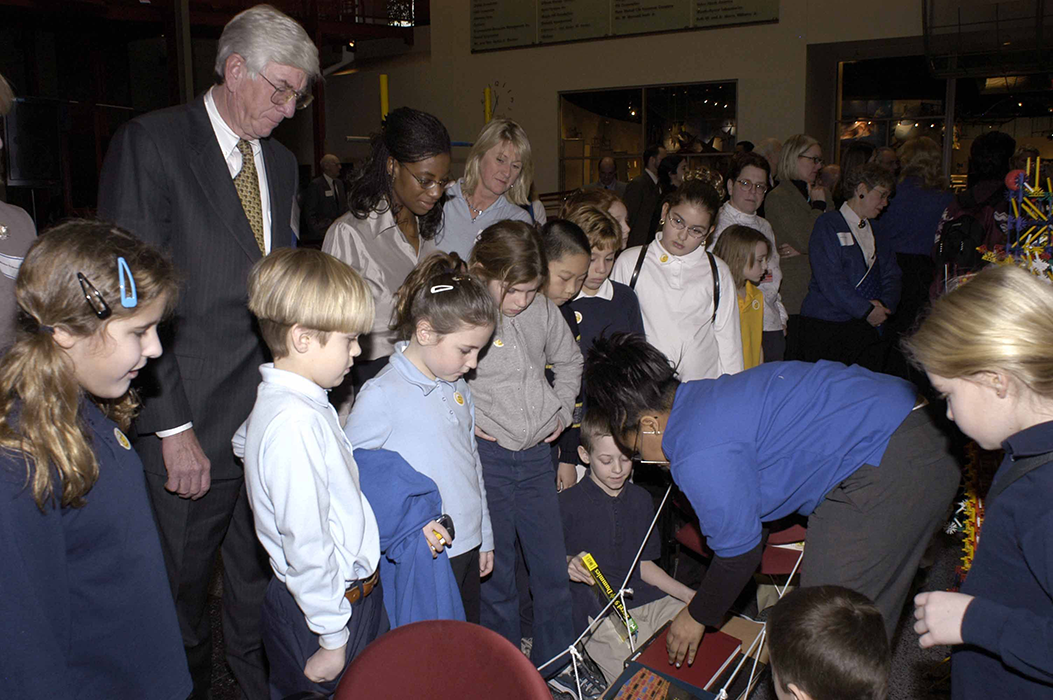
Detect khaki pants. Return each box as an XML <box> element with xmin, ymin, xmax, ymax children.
<box><xmin>584</xmin><ymin>595</ymin><xmax>687</xmax><ymax>684</ymax></box>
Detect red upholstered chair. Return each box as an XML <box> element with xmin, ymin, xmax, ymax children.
<box><xmin>335</xmin><ymin>620</ymin><xmax>551</xmax><ymax>699</ymax></box>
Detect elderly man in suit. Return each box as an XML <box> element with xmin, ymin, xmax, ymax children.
<box><xmin>586</xmin><ymin>156</ymin><xmax>626</xmax><ymax>198</ymax></box>
<box><xmin>623</xmin><ymin>144</ymin><xmax>666</xmax><ymax>248</ymax></box>
<box><xmin>301</xmin><ymin>153</ymin><xmax>347</xmax><ymax>244</ymax></box>
<box><xmin>97</xmin><ymin>6</ymin><xmax>320</xmax><ymax>698</ymax></box>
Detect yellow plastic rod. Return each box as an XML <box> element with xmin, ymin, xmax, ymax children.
<box><xmin>484</xmin><ymin>87</ymin><xmax>493</xmax><ymax>123</ymax></box>
<box><xmin>380</xmin><ymin>74</ymin><xmax>389</xmax><ymax>120</ymax></box>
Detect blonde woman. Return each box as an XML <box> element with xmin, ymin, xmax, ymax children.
<box><xmin>763</xmin><ymin>134</ymin><xmax>827</xmax><ymax>319</ymax></box>
<box><xmin>441</xmin><ymin>119</ymin><xmax>534</xmax><ymax>259</ymax></box>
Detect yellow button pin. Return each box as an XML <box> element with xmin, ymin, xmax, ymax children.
<box><xmin>494</xmin><ymin>339</ymin><xmax>504</xmax><ymax>347</ymax></box>
<box><xmin>454</xmin><ymin>392</ymin><xmax>465</xmax><ymax>406</ymax></box>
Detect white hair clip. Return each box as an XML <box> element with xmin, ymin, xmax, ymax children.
<box><xmin>429</xmin><ymin>284</ymin><xmax>454</xmax><ymax>294</ymax></box>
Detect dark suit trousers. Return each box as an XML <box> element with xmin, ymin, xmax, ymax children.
<box><xmin>144</xmin><ymin>450</ymin><xmax>271</xmax><ymax>700</ymax></box>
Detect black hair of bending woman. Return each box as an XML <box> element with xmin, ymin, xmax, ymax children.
<box><xmin>347</xmin><ymin>106</ymin><xmax>452</xmax><ymax>241</ymax></box>
<box><xmin>584</xmin><ymin>332</ymin><xmax>679</xmax><ymax>441</ymax></box>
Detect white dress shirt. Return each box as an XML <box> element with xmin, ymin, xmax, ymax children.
<box><xmin>611</xmin><ymin>232</ymin><xmax>743</xmax><ymax>381</ymax></box>
<box><xmin>233</xmin><ymin>364</ymin><xmax>380</xmax><ymax>650</ymax></box>
<box><xmin>204</xmin><ymin>86</ymin><xmax>271</xmax><ymax>252</ymax></box>
<box><xmin>322</xmin><ymin>206</ymin><xmax>437</xmax><ymax>361</ymax></box>
<box><xmin>711</xmin><ymin>201</ymin><xmax>789</xmax><ymax>331</ymax></box>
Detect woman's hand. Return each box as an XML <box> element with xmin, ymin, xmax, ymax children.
<box><xmin>557</xmin><ymin>462</ymin><xmax>577</xmax><ymax>491</ymax></box>
<box><xmin>474</xmin><ymin>425</ymin><xmax>498</xmax><ymax>442</ymax></box>
<box><xmin>666</xmin><ymin>607</ymin><xmax>705</xmax><ymax>668</ymax></box>
<box><xmin>777</xmin><ymin>243</ymin><xmax>801</xmax><ymax>258</ymax></box>
<box><xmin>914</xmin><ymin>591</ymin><xmax>972</xmax><ymax>648</ymax></box>
<box><xmin>808</xmin><ymin>182</ymin><xmax>827</xmax><ymax>204</ymax></box>
<box><xmin>422</xmin><ymin>520</ymin><xmax>452</xmax><ymax>558</ymax></box>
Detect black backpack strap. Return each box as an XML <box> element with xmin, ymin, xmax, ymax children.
<box><xmin>521</xmin><ymin>202</ymin><xmax>536</xmax><ymax>225</ymax></box>
<box><xmin>987</xmin><ymin>450</ymin><xmax>1053</xmax><ymax>504</ymax></box>
<box><xmin>629</xmin><ymin>243</ymin><xmax>649</xmax><ymax>290</ymax></box>
<box><xmin>707</xmin><ymin>251</ymin><xmax>720</xmax><ymax>323</ymax></box>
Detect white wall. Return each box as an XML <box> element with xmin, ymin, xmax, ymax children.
<box><xmin>322</xmin><ymin>0</ymin><xmax>923</xmax><ymax>191</ymax></box>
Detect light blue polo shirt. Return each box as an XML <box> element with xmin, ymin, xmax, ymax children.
<box><xmin>438</xmin><ymin>180</ymin><xmax>533</xmax><ymax>260</ymax></box>
<box><xmin>346</xmin><ymin>342</ymin><xmax>493</xmax><ymax>557</ymax></box>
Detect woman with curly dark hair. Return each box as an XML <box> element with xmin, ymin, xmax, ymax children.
<box><xmin>323</xmin><ymin>106</ymin><xmax>452</xmax><ymax>392</ymax></box>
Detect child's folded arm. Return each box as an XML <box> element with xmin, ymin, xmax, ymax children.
<box><xmin>262</xmin><ymin>417</ymin><xmax>353</xmax><ymax>649</ymax></box>
<box><xmin>640</xmin><ymin>561</ymin><xmax>694</xmax><ymax>604</ymax></box>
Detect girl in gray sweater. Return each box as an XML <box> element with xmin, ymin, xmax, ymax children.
<box><xmin>467</xmin><ymin>221</ymin><xmax>586</xmax><ymax>677</ymax></box>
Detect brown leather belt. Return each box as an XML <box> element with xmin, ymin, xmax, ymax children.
<box><xmin>344</xmin><ymin>568</ymin><xmax>379</xmax><ymax>605</ymax></box>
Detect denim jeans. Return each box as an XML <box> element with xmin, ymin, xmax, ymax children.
<box><xmin>477</xmin><ymin>439</ymin><xmax>575</xmax><ymax>672</ymax></box>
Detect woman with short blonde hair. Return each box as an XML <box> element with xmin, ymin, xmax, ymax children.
<box><xmin>440</xmin><ymin>119</ymin><xmax>535</xmax><ymax>259</ymax></box>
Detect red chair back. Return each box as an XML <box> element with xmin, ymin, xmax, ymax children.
<box><xmin>336</xmin><ymin>620</ymin><xmax>550</xmax><ymax>699</ymax></box>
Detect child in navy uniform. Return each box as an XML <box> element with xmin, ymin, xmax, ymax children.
<box><xmin>907</xmin><ymin>265</ymin><xmax>1053</xmax><ymax>700</ymax></box>
<box><xmin>564</xmin><ymin>204</ymin><xmax>645</xmax><ymax>360</ymax></box>
<box><xmin>560</xmin><ymin>409</ymin><xmax>695</xmax><ymax>685</ymax></box>
<box><xmin>0</xmin><ymin>221</ymin><xmax>190</xmax><ymax>699</ymax></box>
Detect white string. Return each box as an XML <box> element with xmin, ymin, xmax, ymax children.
<box><xmin>537</xmin><ymin>483</ymin><xmax>674</xmax><ymax>674</ymax></box>
<box><xmin>718</xmin><ymin>544</ymin><xmax>803</xmax><ymax>699</ymax></box>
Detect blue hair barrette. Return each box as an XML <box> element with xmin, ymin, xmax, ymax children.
<box><xmin>117</xmin><ymin>256</ymin><xmax>138</xmax><ymax>309</ymax></box>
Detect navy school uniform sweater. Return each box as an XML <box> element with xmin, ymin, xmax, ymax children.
<box><xmin>559</xmin><ymin>476</ymin><xmax>663</xmax><ymax>635</ymax></box>
<box><xmin>568</xmin><ymin>281</ymin><xmax>646</xmax><ymax>360</ymax></box>
<box><xmin>953</xmin><ymin>420</ymin><xmax>1053</xmax><ymax>699</ymax></box>
<box><xmin>0</xmin><ymin>400</ymin><xmax>191</xmax><ymax>699</ymax></box>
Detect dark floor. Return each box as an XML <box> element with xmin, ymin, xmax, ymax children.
<box><xmin>205</xmin><ymin>529</ymin><xmax>959</xmax><ymax>700</ymax></box>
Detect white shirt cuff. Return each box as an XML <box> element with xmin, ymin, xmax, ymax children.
<box><xmin>156</xmin><ymin>422</ymin><xmax>194</xmax><ymax>438</ymax></box>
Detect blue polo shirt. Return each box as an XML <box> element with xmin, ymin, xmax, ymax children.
<box><xmin>663</xmin><ymin>361</ymin><xmax>915</xmax><ymax>558</ymax></box>
<box><xmin>348</xmin><ymin>342</ymin><xmax>493</xmax><ymax>558</ymax></box>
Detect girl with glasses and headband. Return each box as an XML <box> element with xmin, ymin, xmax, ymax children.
<box><xmin>583</xmin><ymin>332</ymin><xmax>959</xmax><ymax>669</ymax></box>
<box><xmin>610</xmin><ymin>179</ymin><xmax>743</xmax><ymax>382</ymax></box>
<box><xmin>710</xmin><ymin>150</ymin><xmax>789</xmax><ymax>362</ymax></box>
<box><xmin>0</xmin><ymin>220</ymin><xmax>190</xmax><ymax>699</ymax></box>
<box><xmin>323</xmin><ymin>106</ymin><xmax>453</xmax><ymax>401</ymax></box>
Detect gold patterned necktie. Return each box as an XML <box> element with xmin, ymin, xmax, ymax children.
<box><xmin>234</xmin><ymin>139</ymin><xmax>266</xmax><ymax>253</ymax></box>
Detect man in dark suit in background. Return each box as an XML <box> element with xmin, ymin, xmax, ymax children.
<box><xmin>301</xmin><ymin>153</ymin><xmax>347</xmax><ymax>245</ymax></box>
<box><xmin>585</xmin><ymin>156</ymin><xmax>627</xmax><ymax>199</ymax></box>
<box><xmin>97</xmin><ymin>6</ymin><xmax>320</xmax><ymax>698</ymax></box>
<box><xmin>623</xmin><ymin>144</ymin><xmax>666</xmax><ymax>248</ymax></box>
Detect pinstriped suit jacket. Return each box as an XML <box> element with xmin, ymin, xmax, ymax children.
<box><xmin>97</xmin><ymin>94</ymin><xmax>297</xmax><ymax>479</ymax></box>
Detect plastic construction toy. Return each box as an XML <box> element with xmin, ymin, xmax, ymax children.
<box><xmin>984</xmin><ymin>157</ymin><xmax>1052</xmax><ymax>279</ymax></box>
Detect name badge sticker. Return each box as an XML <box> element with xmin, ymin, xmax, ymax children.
<box><xmin>836</xmin><ymin>231</ymin><xmax>856</xmax><ymax>247</ymax></box>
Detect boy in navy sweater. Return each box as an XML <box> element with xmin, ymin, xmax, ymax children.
<box><xmin>560</xmin><ymin>409</ymin><xmax>695</xmax><ymax>684</ymax></box>
<box><xmin>565</xmin><ymin>204</ymin><xmax>645</xmax><ymax>357</ymax></box>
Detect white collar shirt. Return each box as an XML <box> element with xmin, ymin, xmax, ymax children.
<box><xmin>204</xmin><ymin>87</ymin><xmax>272</xmax><ymax>252</ymax></box>
<box><xmin>610</xmin><ymin>232</ymin><xmax>743</xmax><ymax>381</ymax></box>
<box><xmin>573</xmin><ymin>277</ymin><xmax>614</xmax><ymax>302</ymax></box>
<box><xmin>322</xmin><ymin>206</ymin><xmax>436</xmax><ymax>360</ymax></box>
<box><xmin>233</xmin><ymin>364</ymin><xmax>380</xmax><ymax>651</ymax></box>
<box><xmin>839</xmin><ymin>202</ymin><xmax>876</xmax><ymax>269</ymax></box>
